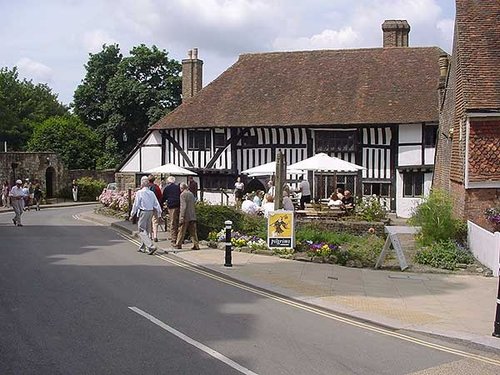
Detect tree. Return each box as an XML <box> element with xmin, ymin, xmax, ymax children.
<box><xmin>73</xmin><ymin>44</ymin><xmax>182</xmax><ymax>167</ymax></box>
<box><xmin>0</xmin><ymin>67</ymin><xmax>68</xmax><ymax>150</ymax></box>
<box><xmin>73</xmin><ymin>44</ymin><xmax>122</xmax><ymax>130</ymax></box>
<box><xmin>27</xmin><ymin>115</ymin><xmax>99</xmax><ymax>169</ymax></box>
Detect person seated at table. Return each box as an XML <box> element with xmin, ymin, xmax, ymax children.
<box><xmin>261</xmin><ymin>194</ymin><xmax>275</xmax><ymax>218</ymax></box>
<box><xmin>327</xmin><ymin>193</ymin><xmax>343</xmax><ymax>208</ymax></box>
<box><xmin>335</xmin><ymin>187</ymin><xmax>344</xmax><ymax>201</ymax></box>
<box><xmin>253</xmin><ymin>190</ymin><xmax>264</xmax><ymax>207</ymax></box>
<box><xmin>342</xmin><ymin>190</ymin><xmax>355</xmax><ymax>211</ymax></box>
<box><xmin>282</xmin><ymin>191</ymin><xmax>294</xmax><ymax>211</ymax></box>
<box><xmin>241</xmin><ymin>194</ymin><xmax>259</xmax><ymax>215</ymax></box>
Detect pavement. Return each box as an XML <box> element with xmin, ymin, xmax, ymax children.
<box><xmin>3</xmin><ymin>202</ymin><xmax>499</xmax><ymax>351</ymax></box>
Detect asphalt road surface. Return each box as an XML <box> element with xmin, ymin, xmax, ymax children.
<box><xmin>1</xmin><ymin>206</ymin><xmax>499</xmax><ymax>374</ymax></box>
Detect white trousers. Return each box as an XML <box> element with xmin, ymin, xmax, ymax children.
<box><xmin>137</xmin><ymin>210</ymin><xmax>154</xmax><ymax>250</ymax></box>
<box><xmin>11</xmin><ymin>199</ymin><xmax>24</xmax><ymax>224</ymax></box>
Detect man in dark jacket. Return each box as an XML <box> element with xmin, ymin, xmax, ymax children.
<box><xmin>175</xmin><ymin>182</ymin><xmax>199</xmax><ymax>250</ymax></box>
<box><xmin>162</xmin><ymin>176</ymin><xmax>181</xmax><ymax>242</ymax></box>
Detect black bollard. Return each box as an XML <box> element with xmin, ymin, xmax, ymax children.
<box><xmin>493</xmin><ymin>269</ymin><xmax>500</xmax><ymax>338</ymax></box>
<box><xmin>224</xmin><ymin>220</ymin><xmax>232</xmax><ymax>267</ymax></box>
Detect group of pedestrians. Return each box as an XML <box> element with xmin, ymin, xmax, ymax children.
<box><xmin>129</xmin><ymin>174</ymin><xmax>199</xmax><ymax>255</ymax></box>
<box><xmin>2</xmin><ymin>179</ymin><xmax>44</xmax><ymax>227</ymax></box>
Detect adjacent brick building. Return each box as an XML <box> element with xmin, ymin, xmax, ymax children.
<box><xmin>433</xmin><ymin>0</ymin><xmax>500</xmax><ymax>229</ymax></box>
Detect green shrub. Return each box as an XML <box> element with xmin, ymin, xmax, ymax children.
<box><xmin>355</xmin><ymin>195</ymin><xmax>388</xmax><ymax>222</ymax></box>
<box><xmin>76</xmin><ymin>177</ymin><xmax>106</xmax><ymax>201</ymax></box>
<box><xmin>195</xmin><ymin>202</ymin><xmax>243</xmax><ymax>240</ymax></box>
<box><xmin>345</xmin><ymin>235</ymin><xmax>385</xmax><ymax>267</ymax></box>
<box><xmin>408</xmin><ymin>189</ymin><xmax>461</xmax><ymax>246</ymax></box>
<box><xmin>414</xmin><ymin>240</ymin><xmax>475</xmax><ymax>270</ymax></box>
<box><xmin>240</xmin><ymin>214</ymin><xmax>267</xmax><ymax>239</ymax></box>
<box><xmin>296</xmin><ymin>223</ymin><xmax>357</xmax><ymax>245</ymax></box>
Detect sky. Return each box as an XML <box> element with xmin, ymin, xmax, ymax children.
<box><xmin>0</xmin><ymin>0</ymin><xmax>456</xmax><ymax>105</ymax></box>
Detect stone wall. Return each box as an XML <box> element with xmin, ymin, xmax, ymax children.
<box><xmin>0</xmin><ymin>152</ymin><xmax>65</xmax><ymax>196</ymax></box>
<box><xmin>297</xmin><ymin>218</ymin><xmax>387</xmax><ymax>236</ymax></box>
<box><xmin>115</xmin><ymin>172</ymin><xmax>137</xmax><ymax>190</ymax></box>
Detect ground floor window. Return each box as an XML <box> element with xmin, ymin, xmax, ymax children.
<box><xmin>363</xmin><ymin>182</ymin><xmax>390</xmax><ymax>197</ymax></box>
<box><xmin>402</xmin><ymin>171</ymin><xmax>424</xmax><ymax>197</ymax></box>
<box><xmin>314</xmin><ymin>174</ymin><xmax>356</xmax><ymax>199</ymax></box>
<box><xmin>202</xmin><ymin>174</ymin><xmax>234</xmax><ymax>191</ymax></box>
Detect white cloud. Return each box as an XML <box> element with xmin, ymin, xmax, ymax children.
<box><xmin>82</xmin><ymin>30</ymin><xmax>118</xmax><ymax>53</ymax></box>
<box><xmin>437</xmin><ymin>18</ymin><xmax>454</xmax><ymax>49</ymax></box>
<box><xmin>16</xmin><ymin>58</ymin><xmax>53</xmax><ymax>83</ymax></box>
<box><xmin>273</xmin><ymin>27</ymin><xmax>360</xmax><ymax>51</ymax></box>
<box><xmin>0</xmin><ymin>0</ymin><xmax>456</xmax><ymax>105</ymax></box>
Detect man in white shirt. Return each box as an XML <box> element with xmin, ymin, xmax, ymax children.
<box><xmin>130</xmin><ymin>176</ymin><xmax>163</xmax><ymax>254</ymax></box>
<box><xmin>9</xmin><ymin>179</ymin><xmax>26</xmax><ymax>226</ymax></box>
<box><xmin>298</xmin><ymin>177</ymin><xmax>311</xmax><ymax>210</ymax></box>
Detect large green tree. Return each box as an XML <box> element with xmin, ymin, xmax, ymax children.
<box><xmin>73</xmin><ymin>44</ymin><xmax>182</xmax><ymax>168</ymax></box>
<box><xmin>28</xmin><ymin>115</ymin><xmax>99</xmax><ymax>169</ymax></box>
<box><xmin>0</xmin><ymin>67</ymin><xmax>68</xmax><ymax>150</ymax></box>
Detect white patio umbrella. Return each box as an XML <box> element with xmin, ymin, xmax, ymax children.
<box><xmin>288</xmin><ymin>153</ymin><xmax>365</xmax><ymax>172</ymax></box>
<box><xmin>288</xmin><ymin>153</ymin><xmax>364</xmax><ymax>198</ymax></box>
<box><xmin>241</xmin><ymin>161</ymin><xmax>302</xmax><ymax>177</ymax></box>
<box><xmin>143</xmin><ymin>163</ymin><xmax>197</xmax><ymax>176</ymax></box>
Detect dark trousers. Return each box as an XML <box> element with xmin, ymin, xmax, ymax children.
<box><xmin>176</xmin><ymin>220</ymin><xmax>199</xmax><ymax>248</ymax></box>
<box><xmin>168</xmin><ymin>207</ymin><xmax>180</xmax><ymax>241</ymax></box>
<box><xmin>300</xmin><ymin>195</ymin><xmax>311</xmax><ymax>210</ymax></box>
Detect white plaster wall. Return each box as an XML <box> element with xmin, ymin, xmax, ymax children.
<box><xmin>399</xmin><ymin>124</ymin><xmax>422</xmax><ymax>143</ymax></box>
<box><xmin>395</xmin><ymin>171</ymin><xmax>433</xmax><ymax>218</ymax></box>
<box><xmin>398</xmin><ymin>145</ymin><xmax>421</xmax><ymax>166</ymax></box>
<box><xmin>144</xmin><ymin>131</ymin><xmax>161</xmax><ymax>146</ymax></box>
<box><xmin>120</xmin><ymin>150</ymin><xmax>141</xmax><ymax>172</ymax></box>
<box><xmin>141</xmin><ymin>146</ymin><xmax>162</xmax><ymax>172</ymax></box>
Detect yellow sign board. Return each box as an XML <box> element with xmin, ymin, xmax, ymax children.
<box><xmin>267</xmin><ymin>211</ymin><xmax>295</xmax><ymax>249</ymax></box>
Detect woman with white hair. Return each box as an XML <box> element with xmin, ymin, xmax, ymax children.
<box><xmin>130</xmin><ymin>176</ymin><xmax>163</xmax><ymax>254</ymax></box>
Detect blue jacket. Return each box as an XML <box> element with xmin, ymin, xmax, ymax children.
<box><xmin>162</xmin><ymin>183</ymin><xmax>181</xmax><ymax>209</ymax></box>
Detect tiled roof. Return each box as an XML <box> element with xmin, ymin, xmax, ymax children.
<box><xmin>456</xmin><ymin>0</ymin><xmax>500</xmax><ymax>111</ymax></box>
<box><xmin>151</xmin><ymin>47</ymin><xmax>444</xmax><ymax>129</ymax></box>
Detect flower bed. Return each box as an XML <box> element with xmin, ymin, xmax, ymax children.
<box><xmin>98</xmin><ymin>189</ymin><xmax>135</xmax><ymax>213</ymax></box>
<box><xmin>208</xmin><ymin>224</ymin><xmax>385</xmax><ymax>267</ymax></box>
<box><xmin>485</xmin><ymin>207</ymin><xmax>500</xmax><ymax>231</ymax></box>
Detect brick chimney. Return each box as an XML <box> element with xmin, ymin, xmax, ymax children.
<box><xmin>182</xmin><ymin>48</ymin><xmax>203</xmax><ymax>101</ymax></box>
<box><xmin>382</xmin><ymin>20</ymin><xmax>410</xmax><ymax>47</ymax></box>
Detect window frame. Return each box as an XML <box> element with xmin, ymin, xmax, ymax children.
<box><xmin>402</xmin><ymin>171</ymin><xmax>424</xmax><ymax>197</ymax></box>
<box><xmin>187</xmin><ymin>130</ymin><xmax>211</xmax><ymax>151</ymax></box>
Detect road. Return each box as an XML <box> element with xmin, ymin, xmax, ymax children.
<box><xmin>0</xmin><ymin>206</ymin><xmax>499</xmax><ymax>374</ymax></box>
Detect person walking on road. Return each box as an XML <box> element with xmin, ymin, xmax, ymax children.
<box><xmin>33</xmin><ymin>183</ymin><xmax>43</xmax><ymax>211</ymax></box>
<box><xmin>9</xmin><ymin>180</ymin><xmax>26</xmax><ymax>226</ymax></box>
<box><xmin>1</xmin><ymin>181</ymin><xmax>10</xmax><ymax>208</ymax></box>
<box><xmin>175</xmin><ymin>182</ymin><xmax>199</xmax><ymax>250</ymax></box>
<box><xmin>130</xmin><ymin>176</ymin><xmax>162</xmax><ymax>255</ymax></box>
<box><xmin>162</xmin><ymin>176</ymin><xmax>181</xmax><ymax>244</ymax></box>
<box><xmin>72</xmin><ymin>179</ymin><xmax>78</xmax><ymax>202</ymax></box>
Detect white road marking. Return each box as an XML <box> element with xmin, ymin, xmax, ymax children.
<box><xmin>128</xmin><ymin>306</ymin><xmax>259</xmax><ymax>375</ymax></box>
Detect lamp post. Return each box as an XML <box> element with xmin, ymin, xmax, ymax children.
<box><xmin>11</xmin><ymin>162</ymin><xmax>18</xmax><ymax>184</ymax></box>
